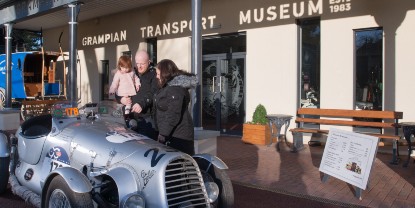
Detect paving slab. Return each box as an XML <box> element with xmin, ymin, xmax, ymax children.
<box><xmin>217</xmin><ymin>136</ymin><xmax>415</xmax><ymax>208</ymax></box>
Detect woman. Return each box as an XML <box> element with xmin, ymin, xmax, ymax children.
<box><xmin>154</xmin><ymin>59</ymin><xmax>198</xmax><ymax>155</ymax></box>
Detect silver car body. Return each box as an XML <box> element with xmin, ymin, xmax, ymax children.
<box><xmin>11</xmin><ymin>101</ymin><xmax>217</xmax><ymax>207</ymax></box>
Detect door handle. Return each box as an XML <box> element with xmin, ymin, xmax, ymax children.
<box><xmin>219</xmin><ymin>76</ymin><xmax>222</xmax><ymax>92</ymax></box>
<box><xmin>212</xmin><ymin>76</ymin><xmax>217</xmax><ymax>92</ymax></box>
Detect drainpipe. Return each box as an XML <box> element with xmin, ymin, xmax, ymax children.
<box><xmin>4</xmin><ymin>23</ymin><xmax>13</xmax><ymax>108</ymax></box>
<box><xmin>67</xmin><ymin>3</ymin><xmax>81</xmax><ymax>104</ymax></box>
<box><xmin>191</xmin><ymin>0</ymin><xmax>202</xmax><ymax>128</ymax></box>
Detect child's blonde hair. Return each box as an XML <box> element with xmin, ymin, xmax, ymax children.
<box><xmin>117</xmin><ymin>55</ymin><xmax>133</xmax><ymax>72</ymax></box>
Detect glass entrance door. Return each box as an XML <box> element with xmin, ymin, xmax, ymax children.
<box><xmin>202</xmin><ymin>53</ymin><xmax>245</xmax><ymax>135</ymax></box>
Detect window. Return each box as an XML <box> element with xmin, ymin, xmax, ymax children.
<box><xmin>299</xmin><ymin>19</ymin><xmax>320</xmax><ymax>108</ymax></box>
<box><xmin>101</xmin><ymin>60</ymin><xmax>110</xmax><ymax>100</ymax></box>
<box><xmin>355</xmin><ymin>28</ymin><xmax>383</xmax><ymax>110</ymax></box>
<box><xmin>147</xmin><ymin>38</ymin><xmax>157</xmax><ymax>67</ymax></box>
<box><xmin>202</xmin><ymin>32</ymin><xmax>246</xmax><ymax>55</ymax></box>
<box><xmin>122</xmin><ymin>51</ymin><xmax>131</xmax><ymax>57</ymax></box>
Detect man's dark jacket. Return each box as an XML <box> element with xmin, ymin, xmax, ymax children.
<box><xmin>131</xmin><ymin>67</ymin><xmax>158</xmax><ymax>118</ymax></box>
<box><xmin>116</xmin><ymin>67</ymin><xmax>158</xmax><ymax>119</ymax></box>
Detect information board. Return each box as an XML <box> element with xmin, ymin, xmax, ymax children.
<box><xmin>319</xmin><ymin>128</ymin><xmax>379</xmax><ymax>190</ymax></box>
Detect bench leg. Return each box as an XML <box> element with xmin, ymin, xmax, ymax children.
<box><xmin>390</xmin><ymin>140</ymin><xmax>400</xmax><ymax>165</ymax></box>
<box><xmin>403</xmin><ymin>141</ymin><xmax>411</xmax><ymax>167</ymax></box>
<box><xmin>403</xmin><ymin>128</ymin><xmax>414</xmax><ymax>167</ymax></box>
<box><xmin>291</xmin><ymin>132</ymin><xmax>304</xmax><ymax>152</ymax></box>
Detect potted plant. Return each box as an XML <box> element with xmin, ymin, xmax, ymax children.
<box><xmin>242</xmin><ymin>104</ymin><xmax>273</xmax><ymax>145</ymax></box>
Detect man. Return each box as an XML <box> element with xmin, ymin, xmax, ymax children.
<box><xmin>117</xmin><ymin>50</ymin><xmax>158</xmax><ymax>139</ymax></box>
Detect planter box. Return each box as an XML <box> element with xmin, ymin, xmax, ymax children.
<box><xmin>242</xmin><ymin>123</ymin><xmax>277</xmax><ymax>145</ymax></box>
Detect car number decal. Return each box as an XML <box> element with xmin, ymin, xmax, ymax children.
<box><xmin>52</xmin><ymin>106</ymin><xmax>80</xmax><ymax>118</ymax></box>
<box><xmin>144</xmin><ymin>148</ymin><xmax>165</xmax><ymax>167</ymax></box>
<box><xmin>65</xmin><ymin>107</ymin><xmax>79</xmax><ymax>116</ymax></box>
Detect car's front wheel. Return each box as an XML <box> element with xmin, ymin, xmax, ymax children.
<box><xmin>45</xmin><ymin>175</ymin><xmax>93</xmax><ymax>208</ymax></box>
<box><xmin>197</xmin><ymin>159</ymin><xmax>234</xmax><ymax>208</ymax></box>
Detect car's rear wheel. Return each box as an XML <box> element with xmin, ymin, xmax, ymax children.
<box><xmin>197</xmin><ymin>159</ymin><xmax>234</xmax><ymax>208</ymax></box>
<box><xmin>0</xmin><ymin>156</ymin><xmax>10</xmax><ymax>194</ymax></box>
<box><xmin>45</xmin><ymin>175</ymin><xmax>93</xmax><ymax>208</ymax></box>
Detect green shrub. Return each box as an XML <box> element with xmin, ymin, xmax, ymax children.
<box><xmin>252</xmin><ymin>104</ymin><xmax>267</xmax><ymax>125</ymax></box>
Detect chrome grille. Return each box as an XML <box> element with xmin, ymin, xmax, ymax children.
<box><xmin>165</xmin><ymin>158</ymin><xmax>210</xmax><ymax>208</ymax></box>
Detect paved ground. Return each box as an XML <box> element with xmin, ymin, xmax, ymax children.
<box><xmin>2</xmin><ymin>135</ymin><xmax>415</xmax><ymax>207</ymax></box>
<box><xmin>232</xmin><ymin>182</ymin><xmax>346</xmax><ymax>208</ymax></box>
<box><xmin>217</xmin><ymin>135</ymin><xmax>415</xmax><ymax>208</ymax></box>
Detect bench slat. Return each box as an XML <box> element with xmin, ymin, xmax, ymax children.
<box><xmin>290</xmin><ymin>128</ymin><xmax>400</xmax><ymax>140</ymax></box>
<box><xmin>22</xmin><ymin>100</ymin><xmax>60</xmax><ymax>105</ymax></box>
<box><xmin>21</xmin><ymin>99</ymin><xmax>63</xmax><ymax>120</ymax></box>
<box><xmin>297</xmin><ymin>108</ymin><xmax>403</xmax><ymax>119</ymax></box>
<box><xmin>22</xmin><ymin>105</ymin><xmax>55</xmax><ymax>109</ymax></box>
<box><xmin>295</xmin><ymin>117</ymin><xmax>398</xmax><ymax>128</ymax></box>
<box><xmin>291</xmin><ymin>108</ymin><xmax>402</xmax><ymax>164</ymax></box>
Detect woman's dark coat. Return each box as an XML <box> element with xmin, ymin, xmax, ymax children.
<box><xmin>154</xmin><ymin>75</ymin><xmax>198</xmax><ymax>141</ymax></box>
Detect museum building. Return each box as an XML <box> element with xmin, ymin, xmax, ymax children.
<box><xmin>37</xmin><ymin>0</ymin><xmax>415</xmax><ymax>138</ymax></box>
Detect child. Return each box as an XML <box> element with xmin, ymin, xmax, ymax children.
<box><xmin>109</xmin><ymin>55</ymin><xmax>140</xmax><ymax>115</ymax></box>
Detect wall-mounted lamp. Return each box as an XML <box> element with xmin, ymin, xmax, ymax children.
<box><xmin>210</xmin><ymin>24</ymin><xmax>221</xmax><ymax>29</ymax></box>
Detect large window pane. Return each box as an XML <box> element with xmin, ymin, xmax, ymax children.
<box><xmin>147</xmin><ymin>38</ymin><xmax>157</xmax><ymax>66</ymax></box>
<box><xmin>101</xmin><ymin>60</ymin><xmax>109</xmax><ymax>100</ymax></box>
<box><xmin>355</xmin><ymin>28</ymin><xmax>383</xmax><ymax>110</ymax></box>
<box><xmin>299</xmin><ymin>19</ymin><xmax>320</xmax><ymax>108</ymax></box>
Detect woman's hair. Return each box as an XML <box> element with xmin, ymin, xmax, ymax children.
<box><xmin>156</xmin><ymin>59</ymin><xmax>194</xmax><ymax>87</ymax></box>
<box><xmin>117</xmin><ymin>55</ymin><xmax>133</xmax><ymax>72</ymax></box>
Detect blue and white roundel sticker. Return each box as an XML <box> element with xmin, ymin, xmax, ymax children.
<box><xmin>40</xmin><ymin>146</ymin><xmax>71</xmax><ymax>181</ymax></box>
<box><xmin>47</xmin><ymin>146</ymin><xmax>70</xmax><ymax>165</ymax></box>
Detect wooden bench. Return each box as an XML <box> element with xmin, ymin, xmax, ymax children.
<box><xmin>290</xmin><ymin>108</ymin><xmax>403</xmax><ymax>164</ymax></box>
<box><xmin>20</xmin><ymin>99</ymin><xmax>63</xmax><ymax>121</ymax></box>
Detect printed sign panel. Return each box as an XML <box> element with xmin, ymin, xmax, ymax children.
<box><xmin>319</xmin><ymin>128</ymin><xmax>379</xmax><ymax>190</ymax></box>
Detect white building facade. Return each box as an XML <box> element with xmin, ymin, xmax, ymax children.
<box><xmin>42</xmin><ymin>0</ymin><xmax>415</xmax><ymax>137</ymax></box>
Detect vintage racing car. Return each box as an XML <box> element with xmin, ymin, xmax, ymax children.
<box><xmin>0</xmin><ymin>101</ymin><xmax>234</xmax><ymax>207</ymax></box>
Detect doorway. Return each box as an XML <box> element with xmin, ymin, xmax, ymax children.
<box><xmin>202</xmin><ymin>53</ymin><xmax>245</xmax><ymax>135</ymax></box>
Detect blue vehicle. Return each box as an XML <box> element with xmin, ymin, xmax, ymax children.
<box><xmin>0</xmin><ymin>51</ymin><xmax>65</xmax><ymax>108</ymax></box>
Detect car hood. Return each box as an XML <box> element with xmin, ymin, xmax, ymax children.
<box><xmin>51</xmin><ymin>118</ymin><xmax>184</xmax><ymax>170</ymax></box>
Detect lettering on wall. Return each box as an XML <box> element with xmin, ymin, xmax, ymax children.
<box><xmin>239</xmin><ymin>0</ymin><xmax>323</xmax><ymax>25</ymax></box>
<box><xmin>79</xmin><ymin>0</ymin><xmax>355</xmax><ymax>42</ymax></box>
<box><xmin>82</xmin><ymin>30</ymin><xmax>127</xmax><ymax>46</ymax></box>
<box><xmin>140</xmin><ymin>15</ymin><xmax>217</xmax><ymax>39</ymax></box>
<box><xmin>329</xmin><ymin>0</ymin><xmax>351</xmax><ymax>13</ymax></box>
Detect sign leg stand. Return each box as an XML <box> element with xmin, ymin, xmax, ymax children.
<box><xmin>355</xmin><ymin>187</ymin><xmax>362</xmax><ymax>200</ymax></box>
<box><xmin>322</xmin><ymin>172</ymin><xmax>368</xmax><ymax>200</ymax></box>
<box><xmin>321</xmin><ymin>173</ymin><xmax>330</xmax><ymax>183</ymax></box>
<box><xmin>355</xmin><ymin>181</ymin><xmax>369</xmax><ymax>200</ymax></box>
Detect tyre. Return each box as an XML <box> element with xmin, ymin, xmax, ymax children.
<box><xmin>0</xmin><ymin>157</ymin><xmax>10</xmax><ymax>194</ymax></box>
<box><xmin>44</xmin><ymin>175</ymin><xmax>93</xmax><ymax>208</ymax></box>
<box><xmin>197</xmin><ymin>159</ymin><xmax>234</xmax><ymax>208</ymax></box>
